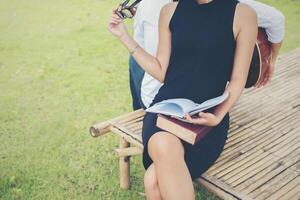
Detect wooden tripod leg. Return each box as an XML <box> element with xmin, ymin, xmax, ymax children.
<box><xmin>119</xmin><ymin>137</ymin><xmax>130</xmax><ymax>189</ymax></box>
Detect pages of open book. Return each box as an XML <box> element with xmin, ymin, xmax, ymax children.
<box><xmin>145</xmin><ymin>99</ymin><xmax>197</xmax><ymax>118</ymax></box>
<box><xmin>145</xmin><ymin>91</ymin><xmax>229</xmax><ymax>118</ymax></box>
<box><xmin>188</xmin><ymin>91</ymin><xmax>229</xmax><ymax>115</ymax></box>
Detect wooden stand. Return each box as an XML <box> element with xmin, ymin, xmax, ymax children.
<box><xmin>119</xmin><ymin>137</ymin><xmax>130</xmax><ymax>189</ymax></box>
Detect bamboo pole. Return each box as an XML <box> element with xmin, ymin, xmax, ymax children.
<box><xmin>196</xmin><ymin>178</ymin><xmax>239</xmax><ymax>200</ymax></box>
<box><xmin>89</xmin><ymin>121</ymin><xmax>111</xmax><ymax>137</ymax></box>
<box><xmin>110</xmin><ymin>127</ymin><xmax>143</xmax><ymax>149</ymax></box>
<box><xmin>114</xmin><ymin>146</ymin><xmax>142</xmax><ymax>157</ymax></box>
<box><xmin>119</xmin><ymin>137</ymin><xmax>130</xmax><ymax>189</ymax></box>
<box><xmin>89</xmin><ymin>109</ymin><xmax>145</xmax><ymax>137</ymax></box>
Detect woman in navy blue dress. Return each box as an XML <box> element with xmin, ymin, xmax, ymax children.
<box><xmin>108</xmin><ymin>0</ymin><xmax>257</xmax><ymax>199</ymax></box>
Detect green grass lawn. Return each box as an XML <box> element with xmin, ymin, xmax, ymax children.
<box><xmin>0</xmin><ymin>0</ymin><xmax>299</xmax><ymax>199</ymax></box>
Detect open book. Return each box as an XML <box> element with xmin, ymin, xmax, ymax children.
<box><xmin>146</xmin><ymin>91</ymin><xmax>229</xmax><ymax>120</ymax></box>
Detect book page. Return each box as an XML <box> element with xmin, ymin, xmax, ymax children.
<box><xmin>146</xmin><ymin>103</ymin><xmax>185</xmax><ymax>117</ymax></box>
<box><xmin>188</xmin><ymin>91</ymin><xmax>229</xmax><ymax>115</ymax></box>
<box><xmin>146</xmin><ymin>92</ymin><xmax>229</xmax><ymax>118</ymax></box>
<box><xmin>154</xmin><ymin>98</ymin><xmax>198</xmax><ymax>113</ymax></box>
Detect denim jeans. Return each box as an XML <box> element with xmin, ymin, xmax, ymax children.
<box><xmin>129</xmin><ymin>55</ymin><xmax>146</xmax><ymax>110</ymax></box>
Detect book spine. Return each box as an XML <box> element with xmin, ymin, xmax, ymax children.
<box><xmin>157</xmin><ymin>116</ymin><xmax>194</xmax><ymax>144</ymax></box>
<box><xmin>194</xmin><ymin>126</ymin><xmax>213</xmax><ymax>144</ymax></box>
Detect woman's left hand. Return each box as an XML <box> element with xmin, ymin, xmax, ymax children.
<box><xmin>185</xmin><ymin>112</ymin><xmax>222</xmax><ymax>126</ymax></box>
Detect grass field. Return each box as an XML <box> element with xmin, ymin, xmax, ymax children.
<box><xmin>0</xmin><ymin>0</ymin><xmax>299</xmax><ymax>199</ymax></box>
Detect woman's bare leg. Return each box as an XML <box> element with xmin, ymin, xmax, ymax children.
<box><xmin>144</xmin><ymin>163</ymin><xmax>162</xmax><ymax>200</ymax></box>
<box><xmin>148</xmin><ymin>131</ymin><xmax>195</xmax><ymax>200</ymax></box>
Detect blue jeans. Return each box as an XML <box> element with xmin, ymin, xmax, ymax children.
<box><xmin>129</xmin><ymin>55</ymin><xmax>146</xmax><ymax>110</ymax></box>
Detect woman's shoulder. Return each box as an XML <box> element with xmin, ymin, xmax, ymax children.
<box><xmin>231</xmin><ymin>1</ymin><xmax>257</xmax><ymax>40</ymax></box>
<box><xmin>160</xmin><ymin>1</ymin><xmax>178</xmax><ymax>16</ymax></box>
<box><xmin>157</xmin><ymin>1</ymin><xmax>178</xmax><ymax>25</ymax></box>
<box><xmin>236</xmin><ymin>1</ymin><xmax>257</xmax><ymax>21</ymax></box>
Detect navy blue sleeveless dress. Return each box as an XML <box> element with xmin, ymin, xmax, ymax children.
<box><xmin>142</xmin><ymin>0</ymin><xmax>239</xmax><ymax>180</ymax></box>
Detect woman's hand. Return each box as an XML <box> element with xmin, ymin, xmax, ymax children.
<box><xmin>185</xmin><ymin>112</ymin><xmax>222</xmax><ymax>127</ymax></box>
<box><xmin>107</xmin><ymin>10</ymin><xmax>128</xmax><ymax>38</ymax></box>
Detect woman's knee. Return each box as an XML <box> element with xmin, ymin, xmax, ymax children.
<box><xmin>148</xmin><ymin>131</ymin><xmax>184</xmax><ymax>161</ymax></box>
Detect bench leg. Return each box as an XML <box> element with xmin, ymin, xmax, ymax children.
<box><xmin>119</xmin><ymin>137</ymin><xmax>130</xmax><ymax>189</ymax></box>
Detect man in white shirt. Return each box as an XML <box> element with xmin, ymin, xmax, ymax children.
<box><xmin>128</xmin><ymin>0</ymin><xmax>285</xmax><ymax>109</ymax></box>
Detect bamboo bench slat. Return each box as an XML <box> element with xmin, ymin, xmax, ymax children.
<box><xmin>266</xmin><ymin>176</ymin><xmax>300</xmax><ymax>200</ymax></box>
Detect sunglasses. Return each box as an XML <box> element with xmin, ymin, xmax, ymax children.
<box><xmin>115</xmin><ymin>0</ymin><xmax>142</xmax><ymax>19</ymax></box>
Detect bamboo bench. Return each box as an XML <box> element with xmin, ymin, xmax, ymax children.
<box><xmin>90</xmin><ymin>48</ymin><xmax>300</xmax><ymax>200</ymax></box>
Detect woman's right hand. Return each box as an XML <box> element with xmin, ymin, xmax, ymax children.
<box><xmin>107</xmin><ymin>10</ymin><xmax>128</xmax><ymax>39</ymax></box>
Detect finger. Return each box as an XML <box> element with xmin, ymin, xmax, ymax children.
<box><xmin>185</xmin><ymin>113</ymin><xmax>208</xmax><ymax>125</ymax></box>
<box><xmin>198</xmin><ymin>112</ymin><xmax>204</xmax><ymax>117</ymax></box>
<box><xmin>259</xmin><ymin>72</ymin><xmax>266</xmax><ymax>86</ymax></box>
<box><xmin>255</xmin><ymin>77</ymin><xmax>263</xmax><ymax>88</ymax></box>
<box><xmin>112</xmin><ymin>9</ymin><xmax>118</xmax><ymax>16</ymax></box>
<box><xmin>110</xmin><ymin>17</ymin><xmax>122</xmax><ymax>24</ymax></box>
<box><xmin>257</xmin><ymin>83</ymin><xmax>263</xmax><ymax>88</ymax></box>
<box><xmin>260</xmin><ymin>74</ymin><xmax>268</xmax><ymax>86</ymax></box>
<box><xmin>112</xmin><ymin>15</ymin><xmax>122</xmax><ymax>21</ymax></box>
<box><xmin>266</xmin><ymin>77</ymin><xmax>271</xmax><ymax>85</ymax></box>
<box><xmin>260</xmin><ymin>70</ymin><xmax>270</xmax><ymax>86</ymax></box>
<box><xmin>109</xmin><ymin>20</ymin><xmax>119</xmax><ymax>25</ymax></box>
<box><xmin>112</xmin><ymin>9</ymin><xmax>119</xmax><ymax>14</ymax></box>
<box><xmin>112</xmin><ymin>13</ymin><xmax>122</xmax><ymax>20</ymax></box>
<box><xmin>262</xmin><ymin>75</ymin><xmax>270</xmax><ymax>86</ymax></box>
<box><xmin>259</xmin><ymin>81</ymin><xmax>264</xmax><ymax>87</ymax></box>
<box><xmin>264</xmin><ymin>76</ymin><xmax>270</xmax><ymax>85</ymax></box>
<box><xmin>190</xmin><ymin>118</ymin><xmax>208</xmax><ymax>125</ymax></box>
<box><xmin>255</xmin><ymin>82</ymin><xmax>260</xmax><ymax>88</ymax></box>
<box><xmin>268</xmin><ymin>76</ymin><xmax>272</xmax><ymax>84</ymax></box>
<box><xmin>268</xmin><ymin>73</ymin><xmax>273</xmax><ymax>82</ymax></box>
<box><xmin>254</xmin><ymin>82</ymin><xmax>259</xmax><ymax>88</ymax></box>
<box><xmin>111</xmin><ymin>10</ymin><xmax>119</xmax><ymax>17</ymax></box>
<box><xmin>260</xmin><ymin>75</ymin><xmax>267</xmax><ymax>86</ymax></box>
<box><xmin>262</xmin><ymin>69</ymin><xmax>272</xmax><ymax>86</ymax></box>
<box><xmin>260</xmin><ymin>77</ymin><xmax>267</xmax><ymax>86</ymax></box>
<box><xmin>110</xmin><ymin>18</ymin><xmax>121</xmax><ymax>24</ymax></box>
<box><xmin>259</xmin><ymin>77</ymin><xmax>266</xmax><ymax>86</ymax></box>
<box><xmin>109</xmin><ymin>21</ymin><xmax>119</xmax><ymax>27</ymax></box>
<box><xmin>199</xmin><ymin>112</ymin><xmax>212</xmax><ymax>118</ymax></box>
<box><xmin>257</xmin><ymin>76</ymin><xmax>263</xmax><ymax>85</ymax></box>
<box><xmin>185</xmin><ymin>113</ymin><xmax>193</xmax><ymax>122</ymax></box>
<box><xmin>185</xmin><ymin>113</ymin><xmax>200</xmax><ymax>124</ymax></box>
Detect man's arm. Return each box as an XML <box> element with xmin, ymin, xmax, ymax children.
<box><xmin>239</xmin><ymin>0</ymin><xmax>285</xmax><ymax>87</ymax></box>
